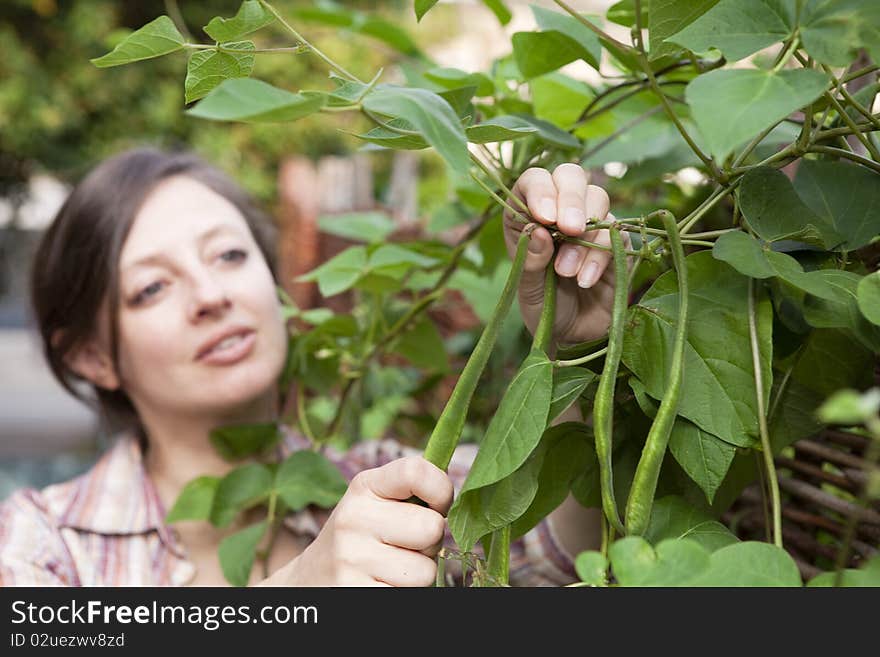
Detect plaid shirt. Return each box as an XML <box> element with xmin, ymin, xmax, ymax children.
<box><xmin>0</xmin><ymin>426</ymin><xmax>577</xmax><ymax>587</ymax></box>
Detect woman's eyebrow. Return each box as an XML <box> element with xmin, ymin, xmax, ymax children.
<box><xmin>122</xmin><ymin>225</ymin><xmax>241</xmax><ymax>272</ymax></box>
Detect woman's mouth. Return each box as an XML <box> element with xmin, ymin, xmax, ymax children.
<box><xmin>198</xmin><ymin>330</ymin><xmax>256</xmax><ymax>365</ymax></box>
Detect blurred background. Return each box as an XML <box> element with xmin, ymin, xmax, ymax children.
<box><xmin>0</xmin><ymin>0</ymin><xmax>620</xmax><ymax>499</ymax></box>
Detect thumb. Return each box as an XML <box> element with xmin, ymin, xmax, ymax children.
<box><xmin>517</xmin><ymin>225</ymin><xmax>555</xmax><ymax>311</ymax></box>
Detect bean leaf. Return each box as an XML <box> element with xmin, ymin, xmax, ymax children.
<box><xmin>218</xmin><ymin>520</ymin><xmax>268</xmax><ymax>586</ymax></box>
<box><xmin>466</xmin><ymin>116</ymin><xmax>539</xmax><ymax>143</ymax></box>
<box><xmin>648</xmin><ymin>0</ymin><xmax>721</xmax><ymax>61</ymax></box>
<box><xmin>317</xmin><ymin>212</ymin><xmax>395</xmax><ymax>243</ymax></box>
<box><xmin>274</xmin><ymin>451</ymin><xmax>348</xmax><ymax>511</ymax></box>
<box><xmin>209</xmin><ymin>422</ymin><xmax>281</xmax><ymax>461</ymax></box>
<box><xmin>622</xmin><ymin>252</ymin><xmax>772</xmax><ymax>448</ymax></box>
<box><xmin>415</xmin><ymin>0</ymin><xmax>440</xmax><ymax>22</ymax></box>
<box><xmin>690</xmin><ymin>541</ymin><xmax>802</xmax><ymax>586</ymax></box>
<box><xmin>203</xmin><ymin>0</ymin><xmax>275</xmax><ymax>42</ymax></box>
<box><xmin>643</xmin><ymin>496</ymin><xmax>738</xmax><ymax>552</ymax></box>
<box><xmin>448</xmin><ymin>347</ymin><xmax>554</xmax><ymax>550</ymax></box>
<box><xmin>185</xmin><ymin>41</ymin><xmax>255</xmax><ymax>103</ymax></box>
<box><xmin>685</xmin><ymin>68</ymin><xmax>830</xmax><ymax>162</ymax></box>
<box><xmin>548</xmin><ymin>367</ymin><xmax>596</xmax><ymax>422</ymax></box>
<box><xmin>575</xmin><ymin>551</ymin><xmax>608</xmax><ymax>586</ymax></box>
<box><xmin>187</xmin><ymin>78</ymin><xmax>327</xmax><ymax>122</ymax></box>
<box><xmin>610</xmin><ymin>537</ymin><xmax>711</xmax><ymax>586</ymax></box>
<box><xmin>210</xmin><ymin>463</ymin><xmax>273</xmax><ymax>527</ymax></box>
<box><xmin>857</xmin><ymin>273</ymin><xmax>880</xmax><ymax>326</ymax></box>
<box><xmin>802</xmin><ymin>270</ymin><xmax>880</xmax><ymax>352</ymax></box>
<box><xmin>91</xmin><ymin>16</ymin><xmax>184</xmax><ymax>68</ymax></box>
<box><xmin>668</xmin><ymin>419</ymin><xmax>738</xmax><ymax>504</ymax></box>
<box><xmin>166</xmin><ymin>476</ymin><xmax>220</xmax><ymax>524</ymax></box>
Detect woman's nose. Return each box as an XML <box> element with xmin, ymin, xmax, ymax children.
<box><xmin>188</xmin><ymin>272</ymin><xmax>232</xmax><ymax>320</ymax></box>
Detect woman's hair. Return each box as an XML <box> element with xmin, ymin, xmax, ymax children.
<box><xmin>30</xmin><ymin>146</ymin><xmax>279</xmax><ymax>436</ymax></box>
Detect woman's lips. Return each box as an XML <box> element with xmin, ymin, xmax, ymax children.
<box><xmin>197</xmin><ymin>330</ymin><xmax>256</xmax><ymax>365</ymax></box>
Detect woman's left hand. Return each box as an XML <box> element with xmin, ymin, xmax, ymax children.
<box><xmin>502</xmin><ymin>163</ymin><xmax>631</xmax><ymax>347</ymax></box>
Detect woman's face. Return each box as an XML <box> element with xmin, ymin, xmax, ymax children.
<box><xmin>112</xmin><ymin>174</ymin><xmax>287</xmax><ymax>419</ymax></box>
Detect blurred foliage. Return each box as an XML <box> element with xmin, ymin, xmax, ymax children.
<box><xmin>0</xmin><ymin>0</ymin><xmax>452</xmax><ymax>202</ymax></box>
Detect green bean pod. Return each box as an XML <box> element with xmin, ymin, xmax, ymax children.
<box><xmin>625</xmin><ymin>211</ymin><xmax>688</xmax><ymax>536</ymax></box>
<box><xmin>592</xmin><ymin>226</ymin><xmax>628</xmax><ymax>536</ymax></box>
<box><xmin>422</xmin><ymin>224</ymin><xmax>537</xmax><ymax>471</ymax></box>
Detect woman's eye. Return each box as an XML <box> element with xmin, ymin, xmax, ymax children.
<box><xmin>220</xmin><ymin>248</ymin><xmax>247</xmax><ymax>263</ymax></box>
<box><xmin>133</xmin><ymin>281</ymin><xmax>163</xmax><ymax>305</ymax></box>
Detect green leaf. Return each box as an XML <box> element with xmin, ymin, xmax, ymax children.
<box><xmin>648</xmin><ymin>0</ymin><xmax>721</xmax><ymax>61</ymax></box>
<box><xmin>668</xmin><ymin>419</ymin><xmax>737</xmax><ymax>504</ymax></box>
<box><xmin>415</xmin><ymin>0</ymin><xmax>440</xmax><ymax>22</ymax></box>
<box><xmin>610</xmin><ymin>537</ymin><xmax>712</xmax><ymax>586</ymax></box>
<box><xmin>511</xmin><ymin>422</ymin><xmax>594</xmax><ymax>539</ymax></box>
<box><xmin>858</xmin><ymin>273</ymin><xmax>880</xmax><ymax>326</ymax></box>
<box><xmin>574</xmin><ymin>551</ymin><xmax>608</xmax><ymax>586</ymax></box>
<box><xmin>316</xmin><ymin>212</ymin><xmax>395</xmax><ymax>243</ymax></box>
<box><xmin>712</xmin><ymin>231</ymin><xmax>839</xmax><ymax>300</ymax></box>
<box><xmin>274</xmin><ymin>450</ymin><xmax>348</xmax><ymax>510</ymax></box>
<box><xmin>770</xmin><ymin>329</ymin><xmax>874</xmax><ymax>452</ymax></box>
<box><xmin>203</xmin><ymin>0</ymin><xmax>274</xmax><ymax>42</ymax></box>
<box><xmin>187</xmin><ymin>79</ymin><xmax>327</xmax><ymax>122</ymax></box>
<box><xmin>210</xmin><ymin>463</ymin><xmax>273</xmax><ymax>527</ymax></box>
<box><xmin>685</xmin><ymin>68</ymin><xmax>830</xmax><ymax>162</ymax></box>
<box><xmin>530</xmin><ymin>73</ymin><xmax>594</xmax><ymax>129</ymax></box>
<box><xmin>622</xmin><ymin>252</ymin><xmax>772</xmax><ymax>448</ymax></box>
<box><xmin>218</xmin><ymin>520</ymin><xmax>267</xmax><ymax>586</ymax></box>
<box><xmin>817</xmin><ymin>388</ymin><xmax>880</xmax><ymax>425</ymax></box>
<box><xmin>91</xmin><ymin>15</ymin><xmax>184</xmax><ymax>67</ymax></box>
<box><xmin>643</xmin><ymin>496</ymin><xmax>739</xmax><ymax>552</ymax></box>
<box><xmin>512</xmin><ymin>7</ymin><xmax>602</xmax><ymax>78</ymax></box>
<box><xmin>362</xmin><ymin>86</ymin><xmax>470</xmax><ymax>179</ymax></box>
<box><xmin>292</xmin><ymin>5</ymin><xmax>422</xmax><ymax>56</ymax></box>
<box><xmin>209</xmin><ymin>422</ymin><xmax>281</xmax><ymax>461</ymax></box>
<box><xmin>549</xmin><ymin>368</ymin><xmax>596</xmax><ymax>422</ymax></box>
<box><xmin>800</xmin><ymin>0</ymin><xmax>880</xmax><ymax>67</ymax></box>
<box><xmin>607</xmin><ymin>0</ymin><xmax>648</xmax><ymax>27</ymax></box>
<box><xmin>737</xmin><ymin>167</ymin><xmax>844</xmax><ymax>249</ymax></box>
<box><xmin>166</xmin><ymin>476</ymin><xmax>220</xmax><ymax>523</ymax></box>
<box><xmin>667</xmin><ymin>0</ymin><xmax>793</xmax><ymax>62</ymax></box>
<box><xmin>690</xmin><ymin>541</ymin><xmax>802</xmax><ymax>586</ymax></box>
<box><xmin>425</xmin><ymin>67</ymin><xmax>494</xmax><ymax>97</ymax></box>
<box><xmin>793</xmin><ymin>160</ymin><xmax>880</xmax><ymax>251</ymax></box>
<box><xmin>513</xmin><ymin>114</ymin><xmax>581</xmax><ymax>149</ymax></box>
<box><xmin>390</xmin><ymin>315</ymin><xmax>449</xmax><ymax>372</ymax></box>
<box><xmin>448</xmin><ymin>347</ymin><xmax>554</xmax><ymax>550</ymax></box>
<box><xmin>295</xmin><ymin>246</ymin><xmax>367</xmax><ymax>297</ymax></box>
<box><xmin>482</xmin><ymin>0</ymin><xmax>513</xmax><ymax>25</ymax></box>
<box><xmin>466</xmin><ymin>116</ymin><xmax>539</xmax><ymax>143</ymax></box>
<box><xmin>184</xmin><ymin>41</ymin><xmax>255</xmax><ymax>104</ymax></box>
<box><xmin>803</xmin><ymin>270</ymin><xmax>880</xmax><ymax>351</ymax></box>
<box><xmin>808</xmin><ymin>556</ymin><xmax>880</xmax><ymax>587</ymax></box>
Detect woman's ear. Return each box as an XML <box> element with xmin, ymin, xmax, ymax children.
<box><xmin>59</xmin><ymin>334</ymin><xmax>121</xmax><ymax>391</ymax></box>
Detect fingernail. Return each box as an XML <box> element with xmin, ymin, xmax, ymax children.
<box><xmin>578</xmin><ymin>261</ymin><xmax>600</xmax><ymax>288</ymax></box>
<box><xmin>563</xmin><ymin>207</ymin><xmax>586</xmax><ymax>233</ymax></box>
<box><xmin>528</xmin><ymin>231</ymin><xmax>543</xmax><ymax>254</ymax></box>
<box><xmin>540</xmin><ymin>198</ymin><xmax>556</xmax><ymax>221</ymax></box>
<box><xmin>558</xmin><ymin>249</ymin><xmax>581</xmax><ymax>277</ymax></box>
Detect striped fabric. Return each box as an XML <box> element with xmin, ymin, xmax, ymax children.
<box><xmin>0</xmin><ymin>426</ymin><xmax>577</xmax><ymax>587</ymax></box>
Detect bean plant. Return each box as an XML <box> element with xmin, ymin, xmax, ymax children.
<box><xmin>91</xmin><ymin>0</ymin><xmax>880</xmax><ymax>586</ymax></box>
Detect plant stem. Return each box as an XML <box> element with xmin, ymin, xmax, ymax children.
<box><xmin>809</xmin><ymin>145</ymin><xmax>880</xmax><ymax>174</ymax></box>
<box><xmin>259</xmin><ymin>0</ymin><xmax>363</xmax><ymax>83</ymax></box>
<box><xmin>748</xmin><ymin>278</ymin><xmax>782</xmax><ymax>549</ymax></box>
<box><xmin>841</xmin><ymin>64</ymin><xmax>880</xmax><ymax>84</ymax></box>
<box><xmin>165</xmin><ymin>0</ymin><xmax>193</xmax><ymax>42</ymax></box>
<box><xmin>677</xmin><ymin>184</ymin><xmax>737</xmax><ymax>234</ymax></box>
<box><xmin>551</xmin><ymin>230</ymin><xmax>641</xmax><ymax>256</ymax></box>
<box><xmin>470</xmin><ymin>172</ymin><xmax>528</xmax><ymax>225</ymax></box>
<box><xmin>470</xmin><ymin>153</ymin><xmax>531</xmax><ymax>217</ymax></box>
<box><xmin>184</xmin><ymin>43</ymin><xmax>308</xmax><ymax>54</ymax></box>
<box><xmin>580</xmin><ymin>106</ymin><xmax>665</xmax><ymax>162</ymax></box>
<box><xmin>637</xmin><ymin>52</ymin><xmax>722</xmax><ymax>180</ymax></box>
<box><xmin>772</xmin><ymin>36</ymin><xmax>800</xmax><ymax>73</ymax></box>
<box><xmin>487</xmin><ymin>525</ymin><xmax>511</xmax><ymax>586</ymax></box>
<box><xmin>555</xmin><ymin>345</ymin><xmax>608</xmax><ymax>368</ymax></box>
<box><xmin>296</xmin><ymin>383</ymin><xmax>318</xmax><ymax>445</ymax></box>
<box><xmin>551</xmin><ymin>0</ymin><xmax>634</xmax><ymax>60</ymax></box>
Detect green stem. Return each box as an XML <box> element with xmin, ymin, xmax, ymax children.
<box><xmin>486</xmin><ymin>525</ymin><xmax>511</xmax><ymax>586</ymax></box>
<box><xmin>809</xmin><ymin>145</ymin><xmax>880</xmax><ymax>174</ymax></box>
<box><xmin>772</xmin><ymin>36</ymin><xmax>800</xmax><ymax>73</ymax></box>
<box><xmin>296</xmin><ymin>383</ymin><xmax>318</xmax><ymax>445</ymax></box>
<box><xmin>258</xmin><ymin>0</ymin><xmax>363</xmax><ymax>83</ymax></box>
<box><xmin>470</xmin><ymin>172</ymin><xmax>528</xmax><ymax>226</ymax></box>
<box><xmin>422</xmin><ymin>226</ymin><xmax>538</xmax><ymax>470</ymax></box>
<box><xmin>677</xmin><ymin>185</ymin><xmax>738</xmax><ymax>235</ymax></box>
<box><xmin>748</xmin><ymin>278</ymin><xmax>782</xmax><ymax>549</ymax></box>
<box><xmin>832</xmin><ymin>434</ymin><xmax>879</xmax><ymax>585</ymax></box>
<box><xmin>470</xmin><ymin>153</ymin><xmax>531</xmax><ymax>217</ymax></box>
<box><xmin>581</xmin><ymin>106</ymin><xmax>665</xmax><ymax>162</ymax></box>
<box><xmin>813</xmin><ymin>65</ymin><xmax>880</xmax><ymax>160</ymax></box>
<box><xmin>555</xmin><ymin>345</ymin><xmax>608</xmax><ymax>368</ymax></box>
<box><xmin>551</xmin><ymin>0</ymin><xmax>634</xmax><ymax>60</ymax></box>
<box><xmin>184</xmin><ymin>43</ymin><xmax>308</xmax><ymax>54</ymax></box>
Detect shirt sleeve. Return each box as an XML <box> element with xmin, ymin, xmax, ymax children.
<box><xmin>0</xmin><ymin>489</ymin><xmax>79</xmax><ymax>586</ymax></box>
<box><xmin>325</xmin><ymin>437</ymin><xmax>578</xmax><ymax>587</ymax></box>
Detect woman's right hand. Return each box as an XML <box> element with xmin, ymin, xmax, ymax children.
<box><xmin>269</xmin><ymin>456</ymin><xmax>453</xmax><ymax>586</ymax></box>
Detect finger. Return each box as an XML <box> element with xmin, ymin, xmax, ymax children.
<box><xmin>372</xmin><ymin>501</ymin><xmax>447</xmax><ymax>551</ymax></box>
<box><xmin>554</xmin><ymin>241</ymin><xmax>588</xmax><ymax>280</ymax></box>
<box><xmin>509</xmin><ymin>167</ymin><xmax>558</xmax><ymax>226</ymax></box>
<box><xmin>369</xmin><ymin>545</ymin><xmax>438</xmax><ymax>587</ymax></box>
<box><xmin>585</xmin><ymin>184</ymin><xmax>611</xmax><ymax>226</ymax></box>
<box><xmin>420</xmin><ymin>537</ymin><xmax>445</xmax><ymax>558</ymax></box>
<box><xmin>357</xmin><ymin>456</ymin><xmax>453</xmax><ymax>514</ymax></box>
<box><xmin>577</xmin><ymin>228</ymin><xmax>613</xmax><ymax>289</ymax></box>
<box><xmin>551</xmin><ymin>163</ymin><xmax>589</xmax><ymax>235</ymax></box>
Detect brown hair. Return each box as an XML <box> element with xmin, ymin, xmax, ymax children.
<box><xmin>29</xmin><ymin>147</ymin><xmax>279</xmax><ymax>438</ymax></box>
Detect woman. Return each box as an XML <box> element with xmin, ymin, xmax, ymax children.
<box><xmin>0</xmin><ymin>148</ymin><xmax>621</xmax><ymax>586</ymax></box>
